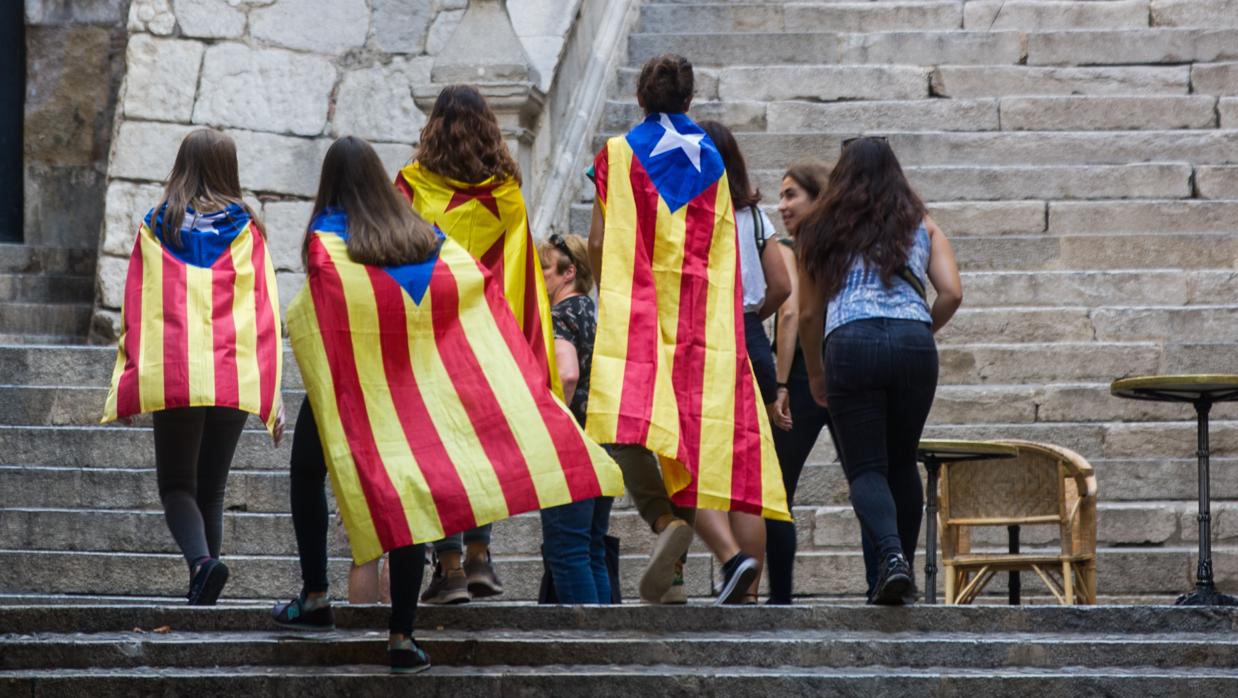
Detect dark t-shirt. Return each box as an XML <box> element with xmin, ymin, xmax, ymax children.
<box><xmin>551</xmin><ymin>294</ymin><xmax>596</xmax><ymax>426</ymax></box>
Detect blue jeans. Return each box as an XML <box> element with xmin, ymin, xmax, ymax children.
<box><xmin>826</xmin><ymin>318</ymin><xmax>937</xmax><ymax>593</ymax></box>
<box><xmin>539</xmin><ymin>496</ymin><xmax>614</xmax><ymax>604</ymax></box>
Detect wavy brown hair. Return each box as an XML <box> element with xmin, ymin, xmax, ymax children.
<box><xmin>698</xmin><ymin>119</ymin><xmax>759</xmax><ymax>209</ymax></box>
<box><xmin>415</xmin><ymin>84</ymin><xmax>520</xmax><ymax>185</ymax></box>
<box><xmin>797</xmin><ymin>138</ymin><xmax>926</xmax><ymax>300</ymax></box>
<box><xmin>155</xmin><ymin>129</ymin><xmax>260</xmax><ymax>248</ymax></box>
<box><xmin>783</xmin><ymin>162</ymin><xmax>830</xmax><ymax>205</ymax></box>
<box><xmin>306</xmin><ymin>136</ymin><xmax>438</xmax><ymax>267</ymax></box>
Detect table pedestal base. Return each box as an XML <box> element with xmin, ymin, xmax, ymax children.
<box><xmin>1176</xmin><ymin>584</ymin><xmax>1238</xmax><ymax>607</ymax></box>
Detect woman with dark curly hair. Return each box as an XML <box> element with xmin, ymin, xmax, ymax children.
<box><xmin>395</xmin><ymin>85</ymin><xmax>558</xmax><ymax>606</ymax></box>
<box><xmin>797</xmin><ymin>137</ymin><xmax>962</xmax><ymax>605</ymax></box>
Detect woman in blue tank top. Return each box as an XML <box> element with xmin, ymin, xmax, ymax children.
<box><xmin>796</xmin><ymin>137</ymin><xmax>962</xmax><ymax>605</ymax></box>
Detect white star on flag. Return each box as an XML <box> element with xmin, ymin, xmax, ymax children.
<box><xmin>648</xmin><ymin>113</ymin><xmax>704</xmax><ymax>172</ymax></box>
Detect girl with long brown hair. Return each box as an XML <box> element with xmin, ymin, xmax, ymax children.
<box><xmin>102</xmin><ymin>128</ymin><xmax>285</xmax><ymax>606</ymax></box>
<box><xmin>797</xmin><ymin>137</ymin><xmax>962</xmax><ymax>605</ymax></box>
<box><xmin>396</xmin><ymin>84</ymin><xmax>551</xmax><ymax>604</ymax></box>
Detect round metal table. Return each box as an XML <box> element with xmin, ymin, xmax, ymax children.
<box><xmin>916</xmin><ymin>439</ymin><xmax>1020</xmax><ymax>604</ymax></box>
<box><xmin>1111</xmin><ymin>375</ymin><xmax>1238</xmax><ymax>606</ymax></box>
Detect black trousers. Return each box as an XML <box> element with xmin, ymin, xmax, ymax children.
<box><xmin>825</xmin><ymin>318</ymin><xmax>937</xmax><ymax>594</ymax></box>
<box><xmin>289</xmin><ymin>397</ymin><xmax>426</xmax><ymax>634</ymax></box>
<box><xmin>153</xmin><ymin>406</ymin><xmax>248</xmax><ymax>570</ymax></box>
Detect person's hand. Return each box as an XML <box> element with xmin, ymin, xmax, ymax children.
<box><xmin>272</xmin><ymin>406</ymin><xmax>286</xmax><ymax>448</ymax></box>
<box><xmin>809</xmin><ymin>373</ymin><xmax>828</xmax><ymax>408</ymax></box>
<box><xmin>769</xmin><ymin>387</ymin><xmax>793</xmax><ymax>431</ymax></box>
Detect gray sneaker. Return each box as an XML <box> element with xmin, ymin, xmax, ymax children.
<box><xmin>420</xmin><ymin>565</ymin><xmax>470</xmax><ymax>605</ymax></box>
<box><xmin>640</xmin><ymin>519</ymin><xmax>693</xmax><ymax>603</ymax></box>
<box><xmin>464</xmin><ymin>553</ymin><xmax>504</xmax><ymax>598</ymax></box>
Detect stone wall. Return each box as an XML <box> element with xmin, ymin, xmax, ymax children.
<box><xmin>23</xmin><ymin>1</ymin><xmax>130</xmax><ymax>249</ymax></box>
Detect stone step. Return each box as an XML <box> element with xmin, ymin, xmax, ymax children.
<box><xmin>0</xmin><ymin>244</ymin><xmax>95</xmax><ymax>275</ymax></box>
<box><xmin>640</xmin><ymin>2</ymin><xmax>965</xmax><ymax>35</ymax></box>
<box><xmin>936</xmin><ymin>306</ymin><xmax>1238</xmax><ymax>345</ymax></box>
<box><xmin>0</xmin><ymin>273</ymin><xmax>93</xmax><ymax>304</ymax></box>
<box><xmin>0</xmin><ymin>302</ymin><xmax>92</xmax><ymax>338</ymax></box>
<box><xmin>1027</xmin><ymin>28</ymin><xmax>1238</xmax><ymax>66</ymax></box>
<box><xmin>950</xmin><ymin>232</ymin><xmax>1238</xmax><ymax>271</ymax></box>
<box><xmin>965</xmin><ymin>1</ymin><xmax>1158</xmax><ymax>32</ymax></box>
<box><xmin>959</xmin><ymin>270</ymin><xmax>1238</xmax><ymax>306</ymax></box>
<box><xmin>0</xmin><ymin>545</ymin><xmax>1230</xmax><ymax>598</ymax></box>
<box><xmin>933</xmin><ymin>64</ymin><xmax>1193</xmax><ymax>97</ymax></box>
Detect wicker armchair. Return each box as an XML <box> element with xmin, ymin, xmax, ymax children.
<box><xmin>939</xmin><ymin>439</ymin><xmax>1098</xmax><ymax>604</ymax></box>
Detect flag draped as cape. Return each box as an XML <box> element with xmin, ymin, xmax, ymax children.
<box><xmin>588</xmin><ymin>112</ymin><xmax>789</xmax><ymax>521</ymax></box>
<box><xmin>287</xmin><ymin>210</ymin><xmax>624</xmax><ymax>564</ymax></box>
<box><xmin>396</xmin><ymin>161</ymin><xmax>560</xmax><ymax>396</ymax></box>
<box><xmin>103</xmin><ymin>203</ymin><xmax>283</xmax><ymax>433</ymax></box>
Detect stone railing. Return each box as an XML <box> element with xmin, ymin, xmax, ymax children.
<box><xmin>91</xmin><ymin>0</ymin><xmax>632</xmax><ymax>341</ymax></box>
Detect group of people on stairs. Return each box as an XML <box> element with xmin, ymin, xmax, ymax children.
<box><xmin>101</xmin><ymin>53</ymin><xmax>963</xmax><ymax>674</ymax></box>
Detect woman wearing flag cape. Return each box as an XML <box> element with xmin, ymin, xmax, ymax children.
<box><xmin>587</xmin><ymin>54</ymin><xmax>790</xmax><ymax>605</ymax></box>
<box><xmin>273</xmin><ymin>136</ymin><xmax>622</xmax><ymax>673</ymax></box>
<box><xmin>395</xmin><ymin>85</ymin><xmax>557</xmax><ymax>603</ymax></box>
<box><xmin>102</xmin><ymin>128</ymin><xmax>285</xmax><ymax>606</ymax></box>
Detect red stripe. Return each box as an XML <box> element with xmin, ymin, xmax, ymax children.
<box><xmin>161</xmin><ymin>246</ymin><xmax>189</xmax><ymax>408</ymax></box>
<box><xmin>669</xmin><ymin>180</ymin><xmax>720</xmax><ymax>475</ymax></box>
<box><xmin>307</xmin><ymin>238</ymin><xmax>412</xmax><ymax>551</ymax></box>
<box><xmin>729</xmin><ymin>251</ymin><xmax>764</xmax><ymax>509</ymax></box>
<box><xmin>365</xmin><ymin>265</ymin><xmax>478</xmax><ymax>538</ymax></box>
<box><xmin>593</xmin><ymin>146</ymin><xmax>610</xmax><ymax>207</ymax></box>
<box><xmin>210</xmin><ymin>246</ymin><xmax>240</xmax><ymax>408</ymax></box>
<box><xmin>519</xmin><ymin>227</ymin><xmax>552</xmax><ymax>389</ymax></box>
<box><xmin>115</xmin><ymin>232</ymin><xmax>144</xmax><ymax>417</ymax></box>
<box><xmin>613</xmin><ymin>155</ymin><xmax>662</xmax><ymax>444</ymax></box>
<box><xmin>250</xmin><ymin>230</ymin><xmax>278</xmax><ymax>424</ymax></box>
<box><xmin>394</xmin><ymin>172</ymin><xmax>415</xmax><ymax>204</ymax></box>
<box><xmin>429</xmin><ymin>259</ymin><xmax>541</xmax><ymax>515</ymax></box>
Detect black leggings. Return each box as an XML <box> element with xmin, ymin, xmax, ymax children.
<box><xmin>153</xmin><ymin>406</ymin><xmax>248</xmax><ymax>570</ymax></box>
<box><xmin>290</xmin><ymin>397</ymin><xmax>426</xmax><ymax>634</ymax></box>
<box><xmin>765</xmin><ymin>357</ymin><xmax>837</xmax><ymax>605</ymax></box>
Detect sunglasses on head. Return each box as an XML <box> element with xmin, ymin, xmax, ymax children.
<box><xmin>548</xmin><ymin>233</ymin><xmax>575</xmax><ymax>266</ymax></box>
<box><xmin>841</xmin><ymin>135</ymin><xmax>889</xmax><ymax>150</ymax></box>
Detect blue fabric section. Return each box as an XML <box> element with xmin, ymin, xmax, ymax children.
<box><xmin>314</xmin><ymin>208</ymin><xmax>443</xmax><ymax>306</ymax></box>
<box><xmin>147</xmin><ymin>202</ymin><xmax>249</xmax><ymax>268</ymax></box>
<box><xmin>625</xmin><ymin>112</ymin><xmax>724</xmax><ymax>213</ymax></box>
<box><xmin>826</xmin><ymin>223</ymin><xmax>933</xmax><ymax>338</ymax></box>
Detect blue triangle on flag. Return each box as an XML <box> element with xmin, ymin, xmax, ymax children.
<box><xmin>315</xmin><ymin>209</ymin><xmax>444</xmax><ymax>307</ymax></box>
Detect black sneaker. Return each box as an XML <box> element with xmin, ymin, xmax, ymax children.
<box><xmin>872</xmin><ymin>552</ymin><xmax>913</xmax><ymax>606</ymax></box>
<box><xmin>389</xmin><ymin>637</ymin><xmax>431</xmax><ymax>674</ymax></box>
<box><xmin>715</xmin><ymin>552</ymin><xmax>759</xmax><ymax>606</ymax></box>
<box><xmin>271</xmin><ymin>595</ymin><xmax>336</xmax><ymax>631</ymax></box>
<box><xmin>186</xmin><ymin>558</ymin><xmax>229</xmax><ymax>606</ymax></box>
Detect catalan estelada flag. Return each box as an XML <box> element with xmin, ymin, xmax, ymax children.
<box><xmin>286</xmin><ymin>210</ymin><xmax>624</xmax><ymax>564</ymax></box>
<box><xmin>395</xmin><ymin>161</ymin><xmax>560</xmax><ymax>396</ymax></box>
<box><xmin>102</xmin><ymin>203</ymin><xmax>283</xmax><ymax>433</ymax></box>
<box><xmin>589</xmin><ymin>112</ymin><xmax>789</xmax><ymax>521</ymax></box>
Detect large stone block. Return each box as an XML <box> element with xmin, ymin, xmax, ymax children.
<box><xmin>718</xmin><ymin>65</ymin><xmax>929</xmax><ymax>102</ymax></box>
<box><xmin>638</xmin><ymin>3</ymin><xmax>784</xmax><ymax>33</ymax></box>
<box><xmin>767</xmin><ymin>99</ymin><xmax>998</xmax><ymax>132</ymax></box>
<box><xmin>371</xmin><ymin>0</ymin><xmax>436</xmax><ymax>54</ymax></box>
<box><xmin>227</xmin><ymin>129</ymin><xmax>331</xmax><ymax>197</ymax></box>
<box><xmin>426</xmin><ymin>8</ymin><xmax>466</xmax><ymax>55</ymax></box>
<box><xmin>333</xmin><ymin>61</ymin><xmax>425</xmax><ymax>143</ymax></box>
<box><xmin>965</xmin><ymin>0</ymin><xmax>1150</xmax><ymax>31</ymax></box>
<box><xmin>929</xmin><ymin>385</ymin><xmax>1038</xmax><ymax>424</ymax></box>
<box><xmin>1058</xmin><ymin>233</ymin><xmax>1238</xmax><ymax>270</ymax></box>
<box><xmin>121</xmin><ymin>35</ymin><xmax>203</xmax><ymax>123</ymax></box>
<box><xmin>1093</xmin><ymin>307</ymin><xmax>1238</xmax><ymax>343</ymax></box>
<box><xmin>1049</xmin><ymin>201</ymin><xmax>1238</xmax><ymax>233</ymax></box>
<box><xmin>275</xmin><ymin>271</ymin><xmax>305</xmax><ymax>314</ymax></box>
<box><xmin>107</xmin><ymin>120</ymin><xmax>196</xmax><ymax>183</ymax></box>
<box><xmin>1104</xmin><ymin>422</ymin><xmax>1238</xmax><ymax>459</ymax></box>
<box><xmin>1192</xmin><ymin>63</ymin><xmax>1238</xmax><ymax>94</ymax></box>
<box><xmin>909</xmin><ymin>164</ymin><xmax>1191</xmax><ymax>202</ymax></box>
<box><xmin>100</xmin><ymin>180</ymin><xmax>164</xmax><ymax>257</ymax></box>
<box><xmin>786</xmin><ymin>2</ymin><xmax>963</xmax><ymax>33</ymax></box>
<box><xmin>260</xmin><ymin>200</ymin><xmax>313</xmax><ymax>273</ymax></box>
<box><xmin>1027</xmin><ymin>29</ymin><xmax>1238</xmax><ymax>66</ymax></box>
<box><xmin>1000</xmin><ymin>96</ymin><xmax>1217</xmax><ymax>131</ymax></box>
<box><xmin>1187</xmin><ymin>271</ymin><xmax>1238</xmax><ymax>305</ymax></box>
<box><xmin>172</xmin><ymin>0</ymin><xmax>244</xmax><ymax>39</ymax></box>
<box><xmin>1152</xmin><ymin>0</ymin><xmax>1238</xmax><ymax>28</ymax></box>
<box><xmin>1196</xmin><ymin>167</ymin><xmax>1238</xmax><ymax>199</ymax></box>
<box><xmin>25</xmin><ymin>0</ymin><xmax>125</xmax><ymax>24</ymax></box>
<box><xmin>606</xmin><ymin>100</ymin><xmax>766</xmax><ymax>133</ymax></box>
<box><xmin>250</xmin><ymin>0</ymin><xmax>369</xmax><ymax>54</ymax></box>
<box><xmin>95</xmin><ymin>254</ymin><xmax>129</xmax><ymax>310</ymax></box>
<box><xmin>193</xmin><ymin>44</ymin><xmax>336</xmax><ymax>137</ymax></box>
<box><xmin>950</xmin><ymin>235</ymin><xmax>1062</xmax><ymax>271</ymax></box>
<box><xmin>936</xmin><ymin>308</ymin><xmax>1095</xmax><ymax>344</ymax></box>
<box><xmin>960</xmin><ymin>270</ymin><xmax>1190</xmax><ymax>308</ymax></box>
<box><xmin>938</xmin><ymin>343</ymin><xmax>1162</xmax><ymax>383</ymax></box>
<box><xmin>933</xmin><ymin>65</ymin><xmax>1189</xmax><ymax>98</ymax></box>
<box><xmin>1222</xmin><ymin>98</ymin><xmax>1238</xmax><ymax>128</ymax></box>
<box><xmin>838</xmin><ymin>31</ymin><xmax>1025</xmax><ymax>66</ymax></box>
<box><xmin>927</xmin><ymin>201</ymin><xmax>1046</xmax><ymax>236</ymax></box>
<box><xmin>127</xmin><ymin>0</ymin><xmax>174</xmax><ymax>35</ymax></box>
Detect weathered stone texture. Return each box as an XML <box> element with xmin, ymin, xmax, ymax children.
<box><xmin>250</xmin><ymin>0</ymin><xmax>369</xmax><ymax>54</ymax></box>
<box><xmin>371</xmin><ymin>0</ymin><xmax>436</xmax><ymax>54</ymax></box>
<box><xmin>1222</xmin><ymin>98</ymin><xmax>1238</xmax><ymax>128</ymax></box>
<box><xmin>1000</xmin><ymin>96</ymin><xmax>1218</xmax><ymax>131</ymax></box>
<box><xmin>121</xmin><ymin>35</ymin><xmax>204</xmax><ymax>122</ymax></box>
<box><xmin>426</xmin><ymin>8</ymin><xmax>467</xmax><ymax>55</ymax></box>
<box><xmin>767</xmin><ymin>99</ymin><xmax>999</xmax><ymax>132</ymax></box>
<box><xmin>786</xmin><ymin>2</ymin><xmax>963</xmax><ymax>33</ymax></box>
<box><xmin>127</xmin><ymin>0</ymin><xmax>175</xmax><ymax>35</ymax></box>
<box><xmin>933</xmin><ymin>66</ymin><xmax>1190</xmax><ymax>98</ymax></box>
<box><xmin>25</xmin><ymin>0</ymin><xmax>125</xmax><ymax>24</ymax></box>
<box><xmin>1049</xmin><ymin>201</ymin><xmax>1238</xmax><ymax>233</ymax></box>
<box><xmin>927</xmin><ymin>201</ymin><xmax>1046</xmax><ymax>236</ymax></box>
<box><xmin>100</xmin><ymin>180</ymin><xmax>164</xmax><ymax>257</ymax></box>
<box><xmin>965</xmin><ymin>0</ymin><xmax>1150</xmax><ymax>31</ymax></box>
<box><xmin>172</xmin><ymin>0</ymin><xmax>245</xmax><ymax>39</ymax></box>
<box><xmin>193</xmin><ymin>44</ymin><xmax>336</xmax><ymax>137</ymax></box>
<box><xmin>108</xmin><ymin>121</ymin><xmax>195</xmax><ymax>182</ymax></box>
<box><xmin>1152</xmin><ymin>0</ymin><xmax>1238</xmax><ymax>28</ymax></box>
<box><xmin>719</xmin><ymin>65</ymin><xmax>929</xmax><ymax>102</ymax></box>
<box><xmin>260</xmin><ymin>200</ymin><xmax>312</xmax><ymax>273</ymax></box>
<box><xmin>1028</xmin><ymin>29</ymin><xmax>1238</xmax><ymax>66</ymax></box>
<box><xmin>910</xmin><ymin>164</ymin><xmax>1190</xmax><ymax>202</ymax></box>
<box><xmin>1196</xmin><ymin>166</ymin><xmax>1238</xmax><ymax>199</ymax></box>
<box><xmin>1192</xmin><ymin>63</ymin><xmax>1238</xmax><ymax>94</ymax></box>
<box><xmin>333</xmin><ymin>61</ymin><xmax>426</xmax><ymax>143</ymax></box>
<box><xmin>229</xmin><ymin>130</ymin><xmax>330</xmax><ymax>197</ymax></box>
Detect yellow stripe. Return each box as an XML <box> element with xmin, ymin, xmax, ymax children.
<box><xmin>136</xmin><ymin>227</ymin><xmax>165</xmax><ymax>412</ymax></box>
<box><xmin>323</xmin><ymin>237</ymin><xmax>442</xmax><ymax>549</ymax></box>
<box><xmin>260</xmin><ymin>234</ymin><xmax>284</xmax><ymax>431</ymax></box>
<box><xmin>285</xmin><ymin>269</ymin><xmax>384</xmax><ymax>564</ymax></box>
<box><xmin>441</xmin><ymin>244</ymin><xmax>573</xmax><ymax>508</ymax></box>
<box><xmin>185</xmin><ymin>263</ymin><xmax>216</xmax><ymax>405</ymax></box>
<box><xmin>230</xmin><ymin>227</ymin><xmax>261</xmax><ymax>415</ymax></box>
<box><xmin>646</xmin><ymin>194</ymin><xmax>686</xmax><ymax>462</ymax></box>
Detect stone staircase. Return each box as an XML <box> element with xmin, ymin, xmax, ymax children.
<box><xmin>0</xmin><ymin>245</ymin><xmax>95</xmax><ymax>344</ymax></box>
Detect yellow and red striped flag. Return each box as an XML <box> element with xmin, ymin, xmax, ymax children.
<box><xmin>286</xmin><ymin>210</ymin><xmax>623</xmax><ymax>564</ymax></box>
<box><xmin>589</xmin><ymin>112</ymin><xmax>789</xmax><ymax>521</ymax></box>
<box><xmin>102</xmin><ymin>204</ymin><xmax>283</xmax><ymax>432</ymax></box>
<box><xmin>396</xmin><ymin>161</ymin><xmax>561</xmax><ymax>397</ymax></box>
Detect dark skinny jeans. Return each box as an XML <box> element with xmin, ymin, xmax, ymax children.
<box><xmin>290</xmin><ymin>397</ymin><xmax>426</xmax><ymax>634</ymax></box>
<box><xmin>825</xmin><ymin>318</ymin><xmax>937</xmax><ymax>594</ymax></box>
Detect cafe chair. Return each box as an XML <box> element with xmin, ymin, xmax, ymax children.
<box><xmin>939</xmin><ymin>439</ymin><xmax>1098</xmax><ymax>605</ymax></box>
